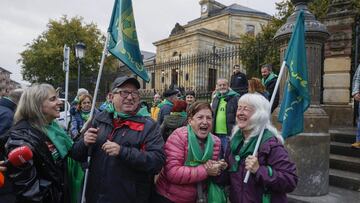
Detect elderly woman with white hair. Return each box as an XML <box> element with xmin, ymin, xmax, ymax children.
<box><xmin>217</xmin><ymin>93</ymin><xmax>297</xmax><ymax>203</ymax></box>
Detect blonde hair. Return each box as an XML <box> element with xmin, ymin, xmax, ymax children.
<box><xmin>77</xmin><ymin>94</ymin><xmax>92</xmax><ymax>111</ymax></box>
<box><xmin>248</xmin><ymin>77</ymin><xmax>266</xmax><ymax>94</ymax></box>
<box><xmin>14</xmin><ymin>84</ymin><xmax>56</xmax><ymax>130</ymax></box>
<box><xmin>231</xmin><ymin>93</ymin><xmax>283</xmax><ymax>143</ymax></box>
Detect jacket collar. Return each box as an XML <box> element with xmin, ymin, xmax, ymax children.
<box><xmin>0</xmin><ymin>97</ymin><xmax>16</xmax><ymax>111</ymax></box>
<box><xmin>95</xmin><ymin>111</ymin><xmax>145</xmax><ymax>126</ymax></box>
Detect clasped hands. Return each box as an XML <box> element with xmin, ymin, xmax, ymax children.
<box><xmin>204</xmin><ymin>159</ymin><xmax>228</xmax><ymax>176</ymax></box>
<box><xmin>84</xmin><ymin>127</ymin><xmax>121</xmax><ymax>156</ymax></box>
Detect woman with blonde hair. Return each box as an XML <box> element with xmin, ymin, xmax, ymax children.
<box><xmin>5</xmin><ymin>84</ymin><xmax>81</xmax><ymax>203</ymax></box>
<box><xmin>217</xmin><ymin>93</ymin><xmax>297</xmax><ymax>203</ymax></box>
<box><xmin>70</xmin><ymin>93</ymin><xmax>98</xmax><ymax>139</ymax></box>
<box><xmin>248</xmin><ymin>77</ymin><xmax>269</xmax><ymax>99</ymax></box>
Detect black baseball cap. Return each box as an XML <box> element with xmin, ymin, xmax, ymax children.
<box><xmin>111</xmin><ymin>76</ymin><xmax>140</xmax><ymax>90</ymax></box>
<box><xmin>163</xmin><ymin>89</ymin><xmax>179</xmax><ymax>97</ymax></box>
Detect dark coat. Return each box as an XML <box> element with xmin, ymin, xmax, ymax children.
<box><xmin>157</xmin><ymin>104</ymin><xmax>172</xmax><ymax>126</ymax></box>
<box><xmin>159</xmin><ymin>114</ymin><xmax>187</xmax><ymax>142</ymax></box>
<box><xmin>5</xmin><ymin>120</ymin><xmax>71</xmax><ymax>203</ymax></box>
<box><xmin>70</xmin><ymin>109</ymin><xmax>99</xmax><ymax>139</ymax></box>
<box><xmin>0</xmin><ymin>97</ymin><xmax>16</xmax><ymax>147</ymax></box>
<box><xmin>72</xmin><ymin>111</ymin><xmax>165</xmax><ymax>203</ymax></box>
<box><xmin>230</xmin><ymin>72</ymin><xmax>248</xmax><ymax>96</ymax></box>
<box><xmin>211</xmin><ymin>93</ymin><xmax>240</xmax><ymax>136</ymax></box>
<box><xmin>0</xmin><ymin>98</ymin><xmax>16</xmax><ymax>202</ymax></box>
<box><xmin>216</xmin><ymin>136</ymin><xmax>297</xmax><ymax>203</ymax></box>
<box><xmin>264</xmin><ymin>76</ymin><xmax>279</xmax><ymax>113</ymax></box>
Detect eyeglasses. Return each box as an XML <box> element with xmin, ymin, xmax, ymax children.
<box><xmin>113</xmin><ymin>89</ymin><xmax>140</xmax><ymax>98</ymax></box>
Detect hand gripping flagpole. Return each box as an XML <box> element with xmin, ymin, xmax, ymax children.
<box><xmin>243</xmin><ymin>60</ymin><xmax>287</xmax><ymax>183</ymax></box>
<box><xmin>80</xmin><ymin>33</ymin><xmax>110</xmax><ymax>203</ymax></box>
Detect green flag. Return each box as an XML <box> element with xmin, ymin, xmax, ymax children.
<box><xmin>107</xmin><ymin>0</ymin><xmax>150</xmax><ymax>82</ymax></box>
<box><xmin>278</xmin><ymin>10</ymin><xmax>310</xmax><ymax>139</ymax></box>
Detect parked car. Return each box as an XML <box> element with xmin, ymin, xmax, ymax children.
<box><xmin>57</xmin><ymin>98</ymin><xmax>71</xmax><ymax>130</ymax></box>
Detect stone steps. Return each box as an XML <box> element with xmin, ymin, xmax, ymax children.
<box><xmin>329</xmin><ymin>128</ymin><xmax>360</xmax><ymax>192</ymax></box>
<box><xmin>330</xmin><ymin>129</ymin><xmax>356</xmax><ymax>144</ymax></box>
<box><xmin>329</xmin><ymin>169</ymin><xmax>360</xmax><ymax>192</ymax></box>
<box><xmin>330</xmin><ymin>154</ymin><xmax>360</xmax><ymax>173</ymax></box>
<box><xmin>330</xmin><ymin>141</ymin><xmax>360</xmax><ymax>158</ymax></box>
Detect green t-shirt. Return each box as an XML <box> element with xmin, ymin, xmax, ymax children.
<box><xmin>215</xmin><ymin>97</ymin><xmax>227</xmax><ymax>135</ymax></box>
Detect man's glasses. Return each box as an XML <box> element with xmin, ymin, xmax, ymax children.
<box><xmin>113</xmin><ymin>89</ymin><xmax>140</xmax><ymax>98</ymax></box>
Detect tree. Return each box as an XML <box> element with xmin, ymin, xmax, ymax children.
<box><xmin>239</xmin><ymin>0</ymin><xmax>333</xmax><ymax>78</ymax></box>
<box><xmin>19</xmin><ymin>16</ymin><xmax>116</xmax><ymax>91</ymax></box>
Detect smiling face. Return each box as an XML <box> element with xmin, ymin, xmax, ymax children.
<box><xmin>188</xmin><ymin>108</ymin><xmax>213</xmax><ymax>139</ymax></box>
<box><xmin>217</xmin><ymin>79</ymin><xmax>229</xmax><ymax>95</ymax></box>
<box><xmin>185</xmin><ymin>95</ymin><xmax>195</xmax><ymax>105</ymax></box>
<box><xmin>112</xmin><ymin>83</ymin><xmax>140</xmax><ymax>114</ymax></box>
<box><xmin>42</xmin><ymin>90</ymin><xmax>62</xmax><ymax>122</ymax></box>
<box><xmin>236</xmin><ymin>101</ymin><xmax>255</xmax><ymax>131</ymax></box>
<box><xmin>81</xmin><ymin>97</ymin><xmax>92</xmax><ymax>112</ymax></box>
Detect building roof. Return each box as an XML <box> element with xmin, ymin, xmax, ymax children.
<box><xmin>188</xmin><ymin>3</ymin><xmax>271</xmax><ymax>25</ymax></box>
<box><xmin>141</xmin><ymin>50</ymin><xmax>156</xmax><ymax>61</ymax></box>
<box><xmin>0</xmin><ymin>67</ymin><xmax>12</xmax><ymax>74</ymax></box>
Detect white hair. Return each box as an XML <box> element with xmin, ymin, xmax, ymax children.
<box><xmin>230</xmin><ymin>93</ymin><xmax>283</xmax><ymax>144</ymax></box>
<box><xmin>77</xmin><ymin>88</ymin><xmax>89</xmax><ymax>97</ymax></box>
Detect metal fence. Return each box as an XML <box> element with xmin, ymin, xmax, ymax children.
<box><xmin>61</xmin><ymin>42</ymin><xmax>278</xmax><ymax>104</ymax></box>
<box><xmin>140</xmin><ymin>43</ymin><xmax>278</xmax><ymax>102</ymax></box>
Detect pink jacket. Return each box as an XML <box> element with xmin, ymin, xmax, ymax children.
<box><xmin>155</xmin><ymin>126</ymin><xmax>221</xmax><ymax>203</ymax></box>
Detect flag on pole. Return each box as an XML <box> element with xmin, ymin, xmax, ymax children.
<box><xmin>107</xmin><ymin>0</ymin><xmax>150</xmax><ymax>82</ymax></box>
<box><xmin>278</xmin><ymin>10</ymin><xmax>310</xmax><ymax>139</ymax></box>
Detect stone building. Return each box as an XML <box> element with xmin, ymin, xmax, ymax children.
<box><xmin>150</xmin><ymin>0</ymin><xmax>271</xmax><ymax>91</ymax></box>
<box><xmin>0</xmin><ymin>67</ymin><xmax>12</xmax><ymax>97</ymax></box>
<box><xmin>322</xmin><ymin>0</ymin><xmax>359</xmax><ymax>127</ymax></box>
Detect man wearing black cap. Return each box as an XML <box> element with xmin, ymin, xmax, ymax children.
<box><xmin>72</xmin><ymin>76</ymin><xmax>165</xmax><ymax>203</ymax></box>
<box><xmin>157</xmin><ymin>88</ymin><xmax>179</xmax><ymax>125</ymax></box>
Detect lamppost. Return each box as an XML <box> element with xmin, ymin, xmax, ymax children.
<box><xmin>75</xmin><ymin>42</ymin><xmax>86</xmax><ymax>90</ymax></box>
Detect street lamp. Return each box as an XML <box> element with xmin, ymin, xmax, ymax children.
<box><xmin>75</xmin><ymin>42</ymin><xmax>86</xmax><ymax>90</ymax></box>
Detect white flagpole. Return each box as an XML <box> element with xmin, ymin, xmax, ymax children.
<box><xmin>244</xmin><ymin>60</ymin><xmax>287</xmax><ymax>183</ymax></box>
<box><xmin>63</xmin><ymin>45</ymin><xmax>70</xmax><ymax>130</ymax></box>
<box><xmin>80</xmin><ymin>33</ymin><xmax>110</xmax><ymax>203</ymax></box>
<box><xmin>80</xmin><ymin>33</ymin><xmax>110</xmax><ymax>133</ymax></box>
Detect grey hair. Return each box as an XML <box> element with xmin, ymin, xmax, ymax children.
<box><xmin>8</xmin><ymin>88</ymin><xmax>24</xmax><ymax>105</ymax></box>
<box><xmin>14</xmin><ymin>84</ymin><xmax>56</xmax><ymax>131</ymax></box>
<box><xmin>230</xmin><ymin>93</ymin><xmax>283</xmax><ymax>144</ymax></box>
<box><xmin>216</xmin><ymin>78</ymin><xmax>229</xmax><ymax>84</ymax></box>
<box><xmin>77</xmin><ymin>88</ymin><xmax>89</xmax><ymax>97</ymax></box>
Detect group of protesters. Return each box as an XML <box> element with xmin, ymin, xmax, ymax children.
<box><xmin>0</xmin><ymin>64</ymin><xmax>298</xmax><ymax>203</ymax></box>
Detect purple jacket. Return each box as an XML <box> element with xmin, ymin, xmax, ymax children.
<box><xmin>217</xmin><ymin>136</ymin><xmax>297</xmax><ymax>203</ymax></box>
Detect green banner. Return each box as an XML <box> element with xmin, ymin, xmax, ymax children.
<box><xmin>107</xmin><ymin>0</ymin><xmax>149</xmax><ymax>82</ymax></box>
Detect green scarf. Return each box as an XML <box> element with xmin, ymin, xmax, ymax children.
<box><xmin>184</xmin><ymin>125</ymin><xmax>227</xmax><ymax>203</ymax></box>
<box><xmin>81</xmin><ymin>111</ymin><xmax>90</xmax><ymax>121</ymax></box>
<box><xmin>262</xmin><ymin>72</ymin><xmax>277</xmax><ymax>86</ymax></box>
<box><xmin>157</xmin><ymin>99</ymin><xmax>173</xmax><ymax>109</ymax></box>
<box><xmin>170</xmin><ymin>111</ymin><xmax>187</xmax><ymax>117</ymax></box>
<box><xmin>45</xmin><ymin>121</ymin><xmax>83</xmax><ymax>203</ymax></box>
<box><xmin>106</xmin><ymin>103</ymin><xmax>150</xmax><ymax>119</ymax></box>
<box><xmin>45</xmin><ymin>121</ymin><xmax>73</xmax><ymax>158</ymax></box>
<box><xmin>216</xmin><ymin>88</ymin><xmax>240</xmax><ymax>98</ymax></box>
<box><xmin>229</xmin><ymin>129</ymin><xmax>273</xmax><ymax>172</ymax></box>
<box><xmin>184</xmin><ymin>125</ymin><xmax>214</xmax><ymax>166</ymax></box>
<box><xmin>229</xmin><ymin>129</ymin><xmax>274</xmax><ymax>203</ymax></box>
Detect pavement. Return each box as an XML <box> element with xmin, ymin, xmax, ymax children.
<box><xmin>288</xmin><ymin>186</ymin><xmax>360</xmax><ymax>203</ymax></box>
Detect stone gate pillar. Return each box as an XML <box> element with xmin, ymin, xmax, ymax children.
<box><xmin>322</xmin><ymin>0</ymin><xmax>357</xmax><ymax>127</ymax></box>
<box><xmin>274</xmin><ymin>0</ymin><xmax>330</xmax><ymax>197</ymax></box>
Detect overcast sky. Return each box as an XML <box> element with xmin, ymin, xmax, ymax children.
<box><xmin>0</xmin><ymin>0</ymin><xmax>281</xmax><ymax>84</ymax></box>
